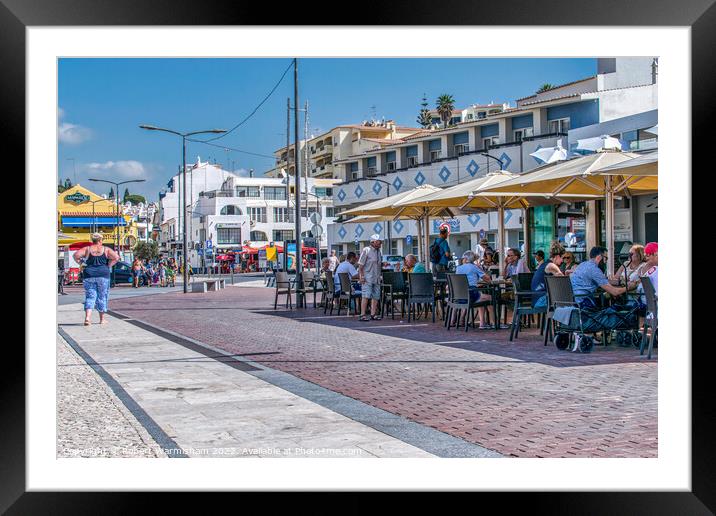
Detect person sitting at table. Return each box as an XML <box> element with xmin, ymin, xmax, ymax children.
<box><xmin>455</xmin><ymin>250</ymin><xmax>492</xmax><ymax>329</ymax></box>
<box><xmin>635</xmin><ymin>241</ymin><xmax>658</xmax><ymax>302</ymax></box>
<box><xmin>610</xmin><ymin>243</ymin><xmax>648</xmax><ymax>290</ymax></box>
<box><xmin>533</xmin><ymin>249</ymin><xmax>545</xmax><ymax>269</ymax></box>
<box><xmin>320</xmin><ymin>257</ymin><xmax>332</xmax><ymax>274</ymax></box>
<box><xmin>561</xmin><ymin>251</ymin><xmax>578</xmax><ymax>275</ymax></box>
<box><xmin>532</xmin><ymin>242</ymin><xmax>565</xmax><ymax>308</ymax></box>
<box><xmin>334</xmin><ymin>251</ymin><xmax>360</xmax><ymax>295</ymax></box>
<box><xmin>569</xmin><ymin>246</ymin><xmax>631</xmax><ymax>308</ymax></box>
<box><xmin>402</xmin><ymin>254</ymin><xmax>426</xmax><ymax>273</ymax></box>
<box><xmin>503</xmin><ymin>248</ymin><xmax>530</xmax><ymax>279</ymax></box>
<box><xmin>479</xmin><ymin>250</ymin><xmax>496</xmax><ymax>271</ymax></box>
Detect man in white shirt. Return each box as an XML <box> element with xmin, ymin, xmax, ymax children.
<box><xmin>334</xmin><ymin>251</ymin><xmax>359</xmax><ymax>293</ymax></box>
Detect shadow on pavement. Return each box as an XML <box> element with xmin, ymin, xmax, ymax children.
<box><xmin>249</xmin><ymin>308</ymin><xmax>655</xmax><ymax>369</ymax></box>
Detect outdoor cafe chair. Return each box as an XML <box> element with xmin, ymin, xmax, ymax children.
<box><xmin>381</xmin><ymin>271</ymin><xmax>407</xmax><ymax>319</ymax></box>
<box><xmin>273</xmin><ymin>271</ymin><xmax>293</xmax><ymax>310</ymax></box>
<box><xmin>432</xmin><ymin>270</ymin><xmax>449</xmax><ymax>319</ymax></box>
<box><xmin>445</xmin><ymin>273</ymin><xmax>491</xmax><ymax>331</ymax></box>
<box><xmin>509</xmin><ymin>272</ymin><xmax>547</xmax><ymax>341</ymax></box>
<box><xmin>322</xmin><ymin>270</ymin><xmax>335</xmax><ymax>314</ymax></box>
<box><xmin>336</xmin><ymin>272</ymin><xmax>360</xmax><ymax>316</ymax></box>
<box><xmin>543</xmin><ymin>275</ymin><xmax>577</xmax><ymax>345</ymax></box>
<box><xmin>639</xmin><ymin>275</ymin><xmax>658</xmax><ymax>359</ymax></box>
<box><xmin>297</xmin><ymin>270</ymin><xmax>321</xmax><ymax>308</ymax></box>
<box><xmin>407</xmin><ymin>273</ymin><xmax>436</xmax><ymax>323</ymax></box>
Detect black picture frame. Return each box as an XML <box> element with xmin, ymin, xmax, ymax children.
<box><xmin>5</xmin><ymin>0</ymin><xmax>710</xmax><ymax>511</ymax></box>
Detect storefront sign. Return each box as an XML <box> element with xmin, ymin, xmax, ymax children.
<box><xmin>433</xmin><ymin>218</ymin><xmax>460</xmax><ymax>234</ymax></box>
<box><xmin>64</xmin><ymin>192</ymin><xmax>90</xmax><ymax>204</ymax></box>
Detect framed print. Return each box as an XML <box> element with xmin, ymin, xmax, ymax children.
<box><xmin>4</xmin><ymin>0</ymin><xmax>712</xmax><ymax>510</ymax></box>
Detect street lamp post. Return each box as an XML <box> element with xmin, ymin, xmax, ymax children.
<box><xmin>84</xmin><ymin>198</ymin><xmax>111</xmax><ymax>234</ymax></box>
<box><xmin>372</xmin><ymin>179</ymin><xmax>392</xmax><ymax>253</ymax></box>
<box><xmin>140</xmin><ymin>125</ymin><xmax>227</xmax><ymax>293</ymax></box>
<box><xmin>88</xmin><ymin>178</ymin><xmax>146</xmax><ymax>251</ymax></box>
<box><xmin>88</xmin><ymin>178</ymin><xmax>146</xmax><ymax>285</ymax></box>
<box><xmin>303</xmin><ymin>190</ymin><xmax>322</xmax><ymax>275</ymax></box>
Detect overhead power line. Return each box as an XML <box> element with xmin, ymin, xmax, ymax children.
<box><xmin>185</xmin><ymin>138</ymin><xmax>276</xmax><ymax>160</ymax></box>
<box><xmin>196</xmin><ymin>60</ymin><xmax>294</xmax><ymax>143</ymax></box>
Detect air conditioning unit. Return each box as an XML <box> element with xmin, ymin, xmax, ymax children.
<box><xmin>367</xmin><ymin>167</ymin><xmax>378</xmax><ymax>176</ymax></box>
<box><xmin>386</xmin><ymin>161</ymin><xmax>396</xmax><ymax>171</ymax></box>
<box><xmin>407</xmin><ymin>156</ymin><xmax>418</xmax><ymax>167</ymax></box>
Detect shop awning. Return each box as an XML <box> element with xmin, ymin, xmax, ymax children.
<box><xmin>62</xmin><ymin>217</ymin><xmax>127</xmax><ymax>227</ymax></box>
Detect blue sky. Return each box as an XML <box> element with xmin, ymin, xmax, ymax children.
<box><xmin>58</xmin><ymin>58</ymin><xmax>596</xmax><ymax>201</ymax></box>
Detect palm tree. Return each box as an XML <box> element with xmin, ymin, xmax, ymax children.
<box><xmin>537</xmin><ymin>83</ymin><xmax>555</xmax><ymax>93</ymax></box>
<box><xmin>417</xmin><ymin>94</ymin><xmax>432</xmax><ymax>128</ymax></box>
<box><xmin>436</xmin><ymin>94</ymin><xmax>456</xmax><ymax>128</ymax></box>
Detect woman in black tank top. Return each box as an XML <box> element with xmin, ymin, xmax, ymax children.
<box><xmin>73</xmin><ymin>234</ymin><xmax>120</xmax><ymax>325</ymax></box>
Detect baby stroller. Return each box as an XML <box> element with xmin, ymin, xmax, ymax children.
<box><xmin>544</xmin><ymin>276</ymin><xmax>641</xmax><ymax>353</ymax></box>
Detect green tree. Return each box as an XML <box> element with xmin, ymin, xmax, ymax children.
<box><xmin>436</xmin><ymin>94</ymin><xmax>456</xmax><ymax>128</ymax></box>
<box><xmin>124</xmin><ymin>194</ymin><xmax>146</xmax><ymax>206</ymax></box>
<box><xmin>64</xmin><ymin>178</ymin><xmax>72</xmax><ymax>189</ymax></box>
<box><xmin>133</xmin><ymin>241</ymin><xmax>159</xmax><ymax>261</ymax></box>
<box><xmin>58</xmin><ymin>182</ymin><xmax>66</xmax><ymax>193</ymax></box>
<box><xmin>123</xmin><ymin>188</ymin><xmax>130</xmax><ymax>202</ymax></box>
<box><xmin>537</xmin><ymin>83</ymin><xmax>555</xmax><ymax>93</ymax></box>
<box><xmin>108</xmin><ymin>187</ymin><xmax>115</xmax><ymax>200</ymax></box>
<box><xmin>417</xmin><ymin>94</ymin><xmax>432</xmax><ymax>128</ymax></box>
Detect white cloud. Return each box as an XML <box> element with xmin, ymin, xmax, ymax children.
<box><xmin>233</xmin><ymin>168</ymin><xmax>253</xmax><ymax>177</ymax></box>
<box><xmin>84</xmin><ymin>160</ymin><xmax>147</xmax><ymax>179</ymax></box>
<box><xmin>58</xmin><ymin>107</ymin><xmax>65</xmax><ymax>120</ymax></box>
<box><xmin>59</xmin><ymin>122</ymin><xmax>92</xmax><ymax>145</ymax></box>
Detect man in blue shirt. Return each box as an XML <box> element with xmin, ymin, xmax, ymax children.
<box><xmin>455</xmin><ymin>250</ymin><xmax>492</xmax><ymax>328</ymax></box>
<box><xmin>430</xmin><ymin>227</ymin><xmax>451</xmax><ymax>273</ymax></box>
<box><xmin>570</xmin><ymin>246</ymin><xmax>627</xmax><ymax>307</ymax></box>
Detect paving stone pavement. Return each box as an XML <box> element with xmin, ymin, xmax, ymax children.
<box><xmin>109</xmin><ymin>286</ymin><xmax>659</xmax><ymax>458</ymax></box>
<box><xmin>56</xmin><ymin>333</ymin><xmax>166</xmax><ymax>458</ymax></box>
<box><xmin>57</xmin><ymin>303</ymin><xmax>439</xmax><ymax>458</ymax></box>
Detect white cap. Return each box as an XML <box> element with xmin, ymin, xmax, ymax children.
<box><xmin>370</xmin><ymin>234</ymin><xmax>381</xmax><ymax>242</ymax></box>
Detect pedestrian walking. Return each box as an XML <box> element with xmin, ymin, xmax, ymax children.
<box><xmin>131</xmin><ymin>257</ymin><xmax>143</xmax><ymax>288</ymax></box>
<box><xmin>58</xmin><ymin>260</ymin><xmax>67</xmax><ymax>295</ymax></box>
<box><xmin>73</xmin><ymin>233</ymin><xmax>119</xmax><ymax>326</ymax></box>
<box><xmin>429</xmin><ymin>227</ymin><xmax>451</xmax><ymax>273</ymax></box>
<box><xmin>328</xmin><ymin>250</ymin><xmax>339</xmax><ymax>272</ymax></box>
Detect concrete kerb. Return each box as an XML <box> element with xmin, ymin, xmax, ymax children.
<box><xmin>106</xmin><ymin>307</ymin><xmax>504</xmax><ymax>459</ymax></box>
<box><xmin>57</xmin><ymin>326</ymin><xmax>187</xmax><ymax>458</ymax></box>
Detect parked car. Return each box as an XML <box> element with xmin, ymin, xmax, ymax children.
<box><xmin>382</xmin><ymin>255</ymin><xmax>404</xmax><ymax>271</ymax></box>
<box><xmin>111</xmin><ymin>261</ymin><xmax>145</xmax><ymax>287</ymax></box>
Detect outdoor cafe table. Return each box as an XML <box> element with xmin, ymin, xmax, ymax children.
<box><xmin>477</xmin><ymin>278</ymin><xmax>511</xmax><ymax>329</ymax></box>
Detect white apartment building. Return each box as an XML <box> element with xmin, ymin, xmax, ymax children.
<box><xmin>329</xmin><ymin>57</ymin><xmax>659</xmax><ymax>261</ymax></box>
<box><xmin>157</xmin><ymin>158</ymin><xmax>340</xmax><ymax>268</ymax></box>
<box><xmin>264</xmin><ymin>119</ymin><xmax>424</xmax><ymax>180</ymax></box>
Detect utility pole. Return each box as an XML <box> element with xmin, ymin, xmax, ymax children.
<box><xmin>284</xmin><ymin>97</ymin><xmax>291</xmax><ymax>272</ymax></box>
<box><xmin>304</xmin><ymin>99</ymin><xmax>309</xmax><ymax>216</ymax></box>
<box><xmin>293</xmin><ymin>58</ymin><xmax>302</xmax><ymax>283</ymax></box>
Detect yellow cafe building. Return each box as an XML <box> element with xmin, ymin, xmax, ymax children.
<box><xmin>58</xmin><ymin>184</ymin><xmax>139</xmax><ymax>253</ymax></box>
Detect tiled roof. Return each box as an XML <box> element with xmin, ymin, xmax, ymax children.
<box><xmin>61</xmin><ymin>211</ymin><xmax>121</xmax><ymax>216</ymax></box>
<box><xmin>516</xmin><ymin>75</ymin><xmax>597</xmax><ymax>101</ymax></box>
<box><xmin>519</xmin><ymin>92</ymin><xmax>583</xmax><ymax>106</ymax></box>
<box><xmin>363</xmin><ymin>137</ymin><xmax>406</xmax><ymax>144</ymax></box>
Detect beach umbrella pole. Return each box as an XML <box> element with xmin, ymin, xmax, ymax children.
<box><xmin>416</xmin><ymin>216</ymin><xmax>423</xmax><ymax>264</ymax></box>
<box><xmin>425</xmin><ymin>214</ymin><xmax>431</xmax><ymax>269</ymax></box>
<box><xmin>605</xmin><ymin>176</ymin><xmax>615</xmax><ymax>276</ymax></box>
<box><xmin>498</xmin><ymin>205</ymin><xmax>505</xmax><ymax>274</ymax></box>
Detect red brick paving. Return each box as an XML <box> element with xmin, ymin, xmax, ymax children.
<box><xmin>109</xmin><ymin>286</ymin><xmax>657</xmax><ymax>458</ymax></box>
